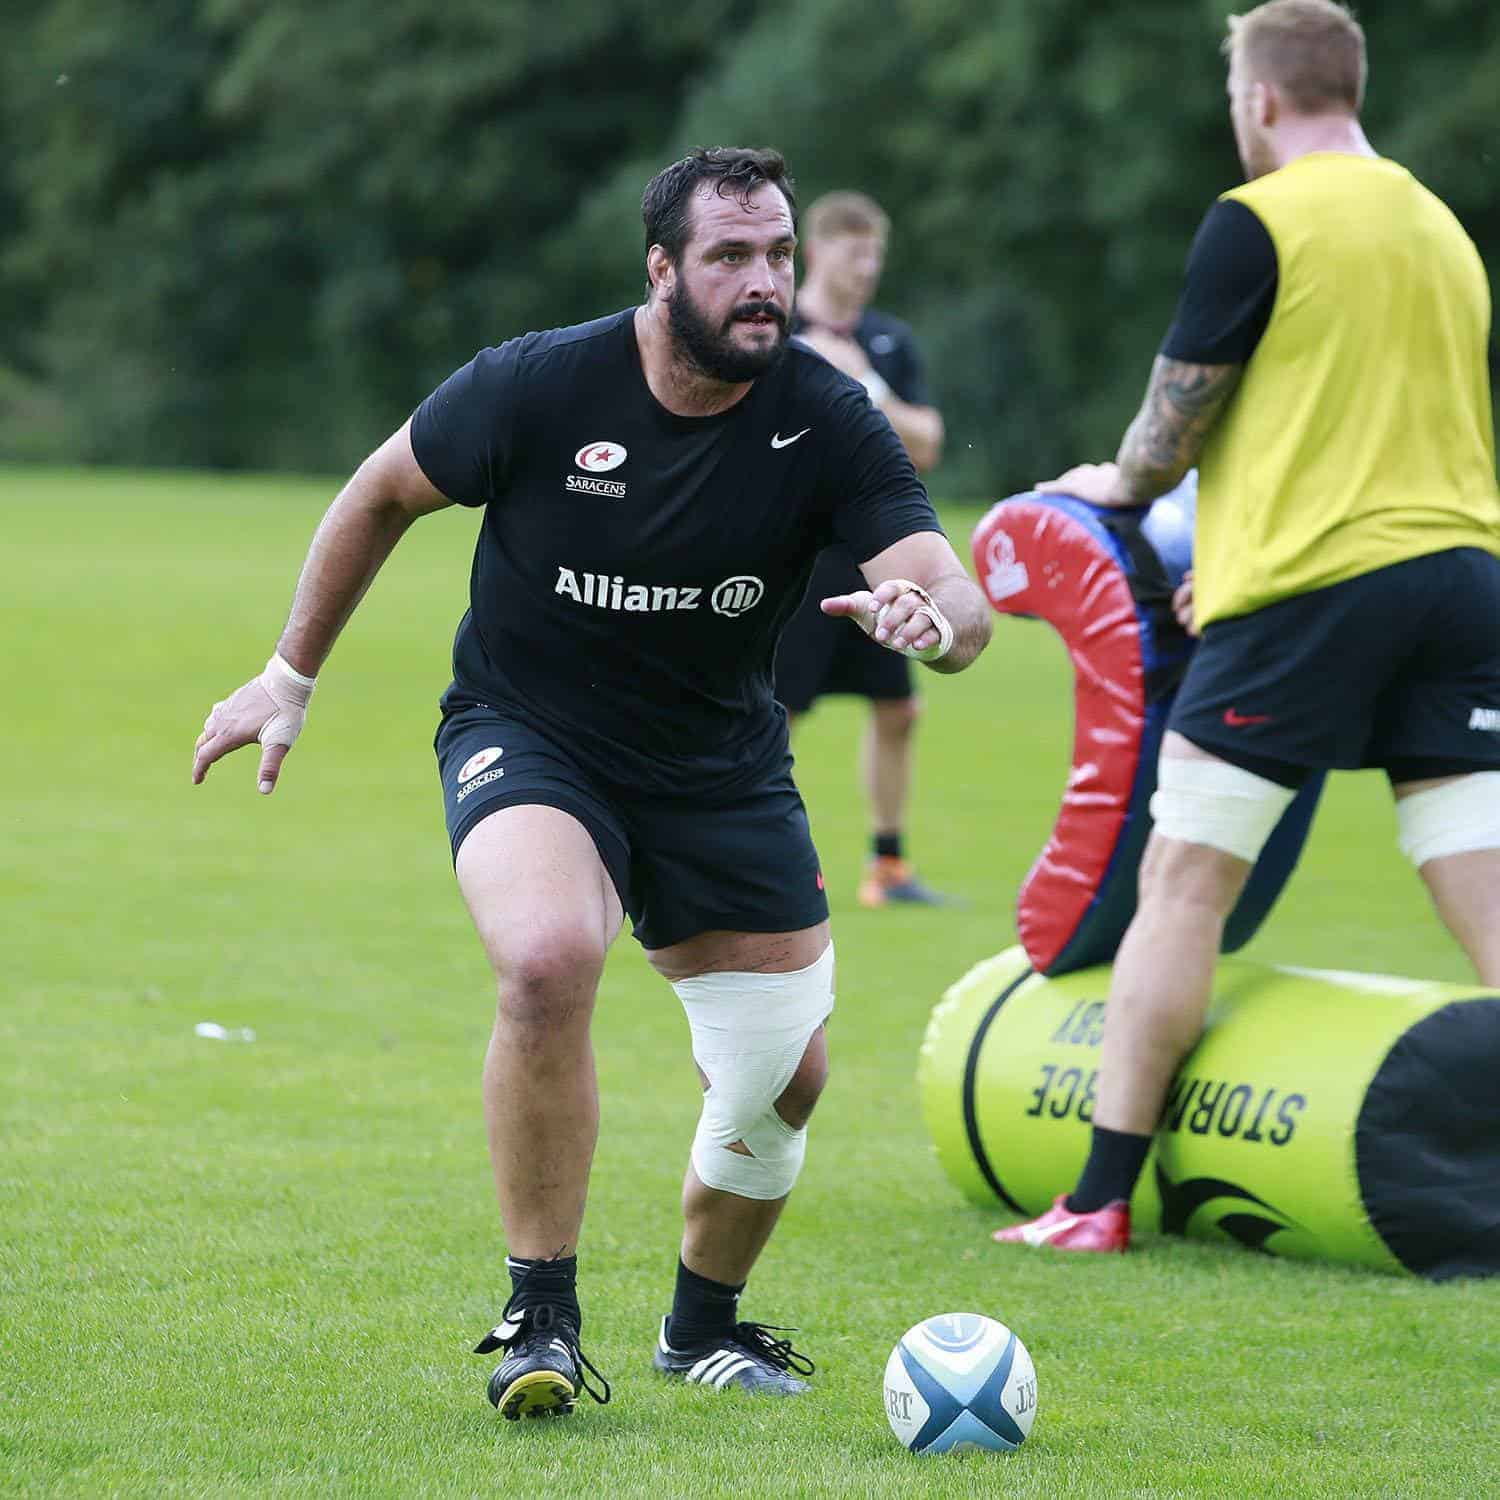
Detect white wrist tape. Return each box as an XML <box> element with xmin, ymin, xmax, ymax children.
<box><xmin>872</xmin><ymin>579</ymin><xmax>955</xmax><ymax>662</ymax></box>
<box><xmin>256</xmin><ymin>652</ymin><xmax>317</xmax><ymax>750</ymax></box>
<box><xmin>861</xmin><ymin>370</ymin><xmax>891</xmax><ymax>406</ymax></box>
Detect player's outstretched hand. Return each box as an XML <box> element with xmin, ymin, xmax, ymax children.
<box><xmin>192</xmin><ymin>654</ymin><xmax>317</xmax><ymax>795</ymax></box>
<box><xmin>1034</xmin><ymin>461</ymin><xmax>1138</xmax><ymax>508</ymax></box>
<box><xmin>821</xmin><ymin>578</ymin><xmax>950</xmax><ymax>660</ymax></box>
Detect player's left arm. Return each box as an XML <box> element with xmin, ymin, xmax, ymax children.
<box><xmin>1116</xmin><ymin>354</ymin><xmax>1242</xmax><ymax>498</ymax></box>
<box><xmin>822</xmin><ymin>529</ymin><xmax>991</xmax><ymax>674</ymax></box>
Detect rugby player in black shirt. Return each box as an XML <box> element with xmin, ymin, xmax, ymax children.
<box><xmin>192</xmin><ymin>147</ymin><xmax>990</xmax><ymax>1417</ymax></box>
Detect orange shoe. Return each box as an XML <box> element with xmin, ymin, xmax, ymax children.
<box><xmin>991</xmin><ymin>1195</ymin><xmax>1130</xmax><ymax>1252</ymax></box>
<box><xmin>857</xmin><ymin>856</ymin><xmax>951</xmax><ymax>908</ymax></box>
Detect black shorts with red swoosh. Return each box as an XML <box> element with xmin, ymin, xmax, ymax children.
<box><xmin>1169</xmin><ymin>548</ymin><xmax>1500</xmax><ymax>787</ymax></box>
<box><xmin>436</xmin><ymin>701</ymin><xmax>829</xmax><ymax>950</ymax></box>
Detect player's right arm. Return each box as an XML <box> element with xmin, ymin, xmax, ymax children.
<box><xmin>191</xmin><ymin>419</ymin><xmax>453</xmax><ymax>794</ymax></box>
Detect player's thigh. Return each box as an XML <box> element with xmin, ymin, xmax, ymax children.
<box><xmin>1145</xmin><ymin>730</ymin><xmax>1297</xmax><ymax>878</ymax></box>
<box><xmin>648</xmin><ymin>920</ymin><xmax>833</xmax><ymax>983</ymax></box>
<box><xmin>436</xmin><ymin>707</ymin><xmax>626</xmax><ymax>985</ymax></box>
<box><xmin>456</xmin><ymin>806</ymin><xmax>624</xmax><ymax>989</ymax></box>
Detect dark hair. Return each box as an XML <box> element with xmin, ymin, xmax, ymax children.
<box><xmin>641</xmin><ymin>147</ymin><xmax>797</xmax><ymax>262</ymax></box>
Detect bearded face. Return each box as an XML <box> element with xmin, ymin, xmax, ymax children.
<box><xmin>656</xmin><ymin>180</ymin><xmax>797</xmax><ymax>383</ymax></box>
<box><xmin>667</xmin><ymin>273</ymin><xmax>790</xmax><ymax>383</ymax></box>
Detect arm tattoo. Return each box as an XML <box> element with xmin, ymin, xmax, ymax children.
<box><xmin>1116</xmin><ymin>356</ymin><xmax>1242</xmax><ymax>502</ymax></box>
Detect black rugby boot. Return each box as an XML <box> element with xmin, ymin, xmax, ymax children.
<box><xmin>475</xmin><ymin>1302</ymin><xmax>610</xmax><ymax>1420</ymax></box>
<box><xmin>653</xmin><ymin>1317</ymin><xmax>814</xmax><ymax>1396</ymax></box>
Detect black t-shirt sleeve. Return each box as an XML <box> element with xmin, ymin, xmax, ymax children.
<box><xmin>820</xmin><ymin>383</ymin><xmax>942</xmax><ymax>563</ymax></box>
<box><xmin>408</xmin><ymin>343</ymin><xmax>521</xmax><ymax>507</ymax></box>
<box><xmin>1160</xmin><ymin>198</ymin><xmax>1279</xmax><ymax>365</ymax></box>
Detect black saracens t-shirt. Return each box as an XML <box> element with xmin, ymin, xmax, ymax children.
<box><xmin>409</xmin><ymin>308</ymin><xmax>940</xmax><ymax>796</ymax></box>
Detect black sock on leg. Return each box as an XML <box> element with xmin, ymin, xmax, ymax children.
<box><xmin>1066</xmin><ymin>1125</ymin><xmax>1152</xmax><ymax>1214</ymax></box>
<box><xmin>873</xmin><ymin>832</ymin><xmax>904</xmax><ymax>860</ymax></box>
<box><xmin>666</xmin><ymin>1259</ymin><xmax>744</xmax><ymax>1349</ymax></box>
<box><xmin>506</xmin><ymin>1252</ymin><xmax>581</xmax><ymax>1331</ymax></box>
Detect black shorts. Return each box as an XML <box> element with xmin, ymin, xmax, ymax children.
<box><xmin>434</xmin><ymin>705</ymin><xmax>829</xmax><ymax>951</ymax></box>
<box><xmin>774</xmin><ymin>549</ymin><xmax>913</xmax><ymax>713</ymax></box>
<box><xmin>1171</xmin><ymin>548</ymin><xmax>1500</xmax><ymax>786</ymax></box>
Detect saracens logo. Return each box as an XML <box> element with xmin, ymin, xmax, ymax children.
<box><xmin>574</xmin><ymin>442</ymin><xmax>627</xmax><ymax>473</ymax></box>
<box><xmin>711</xmin><ymin>575</ymin><xmax>765</xmax><ymax>617</ymax></box>
<box><xmin>456</xmin><ymin>745</ymin><xmax>506</xmax><ymax>804</ymax></box>
<box><xmin>568</xmin><ymin>441</ymin><xmax>629</xmax><ymax>498</ymax></box>
<box><xmin>457</xmin><ymin>746</ymin><xmax>503</xmax><ymax>782</ymax></box>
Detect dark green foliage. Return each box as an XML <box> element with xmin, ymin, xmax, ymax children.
<box><xmin>3</xmin><ymin>0</ymin><xmax>1498</xmax><ymax>486</ymax></box>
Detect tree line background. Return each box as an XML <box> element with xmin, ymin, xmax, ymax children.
<box><xmin>4</xmin><ymin>0</ymin><xmax>1498</xmax><ymax>495</ymax></box>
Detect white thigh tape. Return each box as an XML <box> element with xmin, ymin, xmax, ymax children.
<box><xmin>1396</xmin><ymin>772</ymin><xmax>1500</xmax><ymax>866</ymax></box>
<box><xmin>1149</xmin><ymin>754</ymin><xmax>1296</xmax><ymax>864</ymax></box>
<box><xmin>673</xmin><ymin>944</ymin><xmax>835</xmax><ymax>1201</ymax></box>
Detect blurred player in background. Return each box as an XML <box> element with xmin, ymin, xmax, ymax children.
<box><xmin>778</xmin><ymin>191</ymin><xmax>952</xmax><ymax>908</ymax></box>
<box><xmin>193</xmin><ymin>148</ymin><xmax>991</xmax><ymax>1414</ymax></box>
<box><xmin>995</xmin><ymin>0</ymin><xmax>1500</xmax><ymax>1254</ymax></box>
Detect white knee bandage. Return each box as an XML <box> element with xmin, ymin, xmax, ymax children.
<box><xmin>1396</xmin><ymin>772</ymin><xmax>1500</xmax><ymax>866</ymax></box>
<box><xmin>1149</xmin><ymin>755</ymin><xmax>1296</xmax><ymax>863</ymax></box>
<box><xmin>673</xmin><ymin>944</ymin><xmax>835</xmax><ymax>1201</ymax></box>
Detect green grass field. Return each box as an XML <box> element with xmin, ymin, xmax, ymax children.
<box><xmin>4</xmin><ymin>465</ymin><xmax>1497</xmax><ymax>1498</ymax></box>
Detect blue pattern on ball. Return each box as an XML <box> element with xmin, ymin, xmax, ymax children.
<box><xmin>924</xmin><ymin>1408</ymin><xmax>1021</xmax><ymax>1455</ymax></box>
<box><xmin>898</xmin><ymin>1324</ymin><xmax>1026</xmax><ymax>1453</ymax></box>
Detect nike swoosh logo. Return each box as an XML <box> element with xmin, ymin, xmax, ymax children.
<box><xmin>1223</xmin><ymin>708</ymin><xmax>1273</xmax><ymax>727</ymax></box>
<box><xmin>770</xmin><ymin>428</ymin><xmax>811</xmax><ymax>449</ymax></box>
<box><xmin>1021</xmin><ymin>1215</ymin><xmax>1080</xmax><ymax>1246</ymax></box>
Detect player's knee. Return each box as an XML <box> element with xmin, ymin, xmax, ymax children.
<box><xmin>674</xmin><ymin>945</ymin><xmax>836</xmax><ymax>1200</ymax></box>
<box><xmin>874</xmin><ymin>696</ymin><xmax>921</xmax><ymax>740</ymax></box>
<box><xmin>495</xmin><ymin>927</ymin><xmax>606</xmax><ymax>1030</ymax></box>
<box><xmin>1148</xmin><ymin>754</ymin><xmax>1295</xmax><ymax>869</ymax></box>
<box><xmin>774</xmin><ymin>1029</ymin><xmax>829</xmax><ymax>1130</ymax></box>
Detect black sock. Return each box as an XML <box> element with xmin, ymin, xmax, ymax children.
<box><xmin>874</xmin><ymin>832</ymin><xmax>903</xmax><ymax>860</ymax></box>
<box><xmin>1066</xmin><ymin>1126</ymin><xmax>1152</xmax><ymax>1213</ymax></box>
<box><xmin>506</xmin><ymin>1253</ymin><xmax>581</xmax><ymax>1331</ymax></box>
<box><xmin>666</xmin><ymin>1259</ymin><xmax>744</xmax><ymax>1349</ymax></box>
